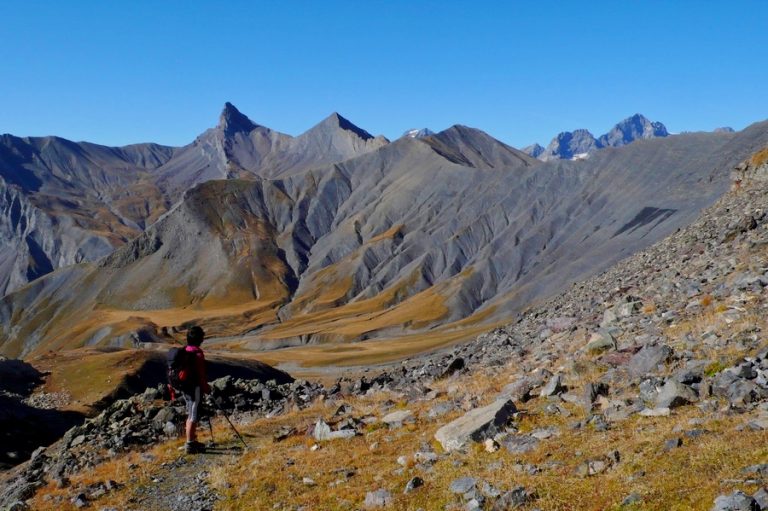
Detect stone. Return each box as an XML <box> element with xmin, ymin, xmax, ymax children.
<box><xmin>312</xmin><ymin>419</ymin><xmax>356</xmax><ymax>441</ymax></box>
<box><xmin>364</xmin><ymin>489</ymin><xmax>393</xmax><ymax>508</ymax></box>
<box><xmin>163</xmin><ymin>421</ymin><xmax>177</xmax><ymax>437</ymax></box>
<box><xmin>600</xmin><ymin>307</ymin><xmax>619</xmax><ymax>327</ymax></box>
<box><xmin>152</xmin><ymin>407</ymin><xmax>178</xmax><ymax>426</ymax></box>
<box><xmin>428</xmin><ymin>402</ymin><xmax>456</xmax><ymax>418</ymax></box>
<box><xmin>491</xmin><ymin>486</ymin><xmax>533</xmax><ymax>510</ymax></box>
<box><xmin>434</xmin><ymin>399</ymin><xmax>517</xmax><ymax>451</ymax></box>
<box><xmin>753</xmin><ymin>488</ymin><xmax>768</xmax><ymax>510</ymax></box>
<box><xmin>484</xmin><ymin>439</ymin><xmax>500</xmax><ymax>453</ymax></box>
<box><xmin>726</xmin><ymin>380</ymin><xmax>767</xmax><ymax>407</ymax></box>
<box><xmin>733</xmin><ymin>362</ymin><xmax>758</xmax><ymax>380</ymax></box>
<box><xmin>6</xmin><ymin>502</ymin><xmax>31</xmax><ymax>511</ymax></box>
<box><xmin>72</xmin><ymin>493</ymin><xmax>88</xmax><ymax>508</ymax></box>
<box><xmin>663</xmin><ymin>438</ymin><xmax>683</xmax><ymax>451</ymax></box>
<box><xmin>584</xmin><ymin>382</ymin><xmax>609</xmax><ymax>411</ymax></box>
<box><xmin>711</xmin><ymin>491</ymin><xmax>759</xmax><ymax>511</ymax></box>
<box><xmin>404</xmin><ymin>477</ymin><xmax>424</xmax><ymax>494</ymax></box>
<box><xmin>655</xmin><ymin>380</ymin><xmax>698</xmax><ymax>409</ymax></box>
<box><xmin>70</xmin><ymin>435</ymin><xmax>86</xmax><ymax>448</ymax></box>
<box><xmin>499</xmin><ymin>377</ymin><xmax>541</xmax><ymax>402</ymax></box>
<box><xmin>502</xmin><ymin>435</ymin><xmax>539</xmax><ymax>454</ymax></box>
<box><xmin>539</xmin><ymin>374</ymin><xmax>565</xmax><ymax>397</ymax></box>
<box><xmin>622</xmin><ymin>493</ymin><xmax>642</xmax><ymax>505</ymax></box>
<box><xmin>627</xmin><ymin>344</ymin><xmax>673</xmax><ymax>378</ymax></box>
<box><xmin>617</xmin><ymin>301</ymin><xmax>640</xmax><ymax>317</ymax></box>
<box><xmin>450</xmin><ymin>477</ymin><xmax>477</xmax><ymax>494</ymax></box>
<box><xmin>530</xmin><ymin>427</ymin><xmax>558</xmax><ymax>440</ymax></box>
<box><xmin>382</xmin><ymin>410</ymin><xmax>414</xmax><ymax>428</ymax></box>
<box><xmin>586</xmin><ymin>331</ymin><xmax>616</xmax><ymax>352</ymax></box>
<box><xmin>639</xmin><ymin>407</ymin><xmax>671</xmax><ymax>417</ymax></box>
<box><xmin>482</xmin><ymin>481</ymin><xmax>502</xmax><ymax>498</ymax></box>
<box><xmin>441</xmin><ymin>357</ymin><xmax>465</xmax><ymax>378</ymax></box>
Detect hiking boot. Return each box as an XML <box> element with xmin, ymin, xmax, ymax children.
<box><xmin>185</xmin><ymin>441</ymin><xmax>206</xmax><ymax>454</ymax></box>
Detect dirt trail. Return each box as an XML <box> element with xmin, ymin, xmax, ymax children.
<box><xmin>126</xmin><ymin>442</ymin><xmax>243</xmax><ymax>511</ymax></box>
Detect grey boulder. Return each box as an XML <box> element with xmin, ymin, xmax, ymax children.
<box><xmin>435</xmin><ymin>399</ymin><xmax>517</xmax><ymax>451</ymax></box>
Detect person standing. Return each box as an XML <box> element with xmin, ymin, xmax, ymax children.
<box><xmin>182</xmin><ymin>325</ymin><xmax>210</xmax><ymax>454</ymax></box>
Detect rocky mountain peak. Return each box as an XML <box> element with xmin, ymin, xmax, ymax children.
<box><xmin>311</xmin><ymin>112</ymin><xmax>375</xmax><ymax>141</ymax></box>
<box><xmin>522</xmin><ymin>143</ymin><xmax>545</xmax><ymax>159</ymax></box>
<box><xmin>218</xmin><ymin>102</ymin><xmax>258</xmax><ymax>136</ymax></box>
<box><xmin>534</xmin><ymin>114</ymin><xmax>670</xmax><ymax>161</ymax></box>
<box><xmin>543</xmin><ymin>129</ymin><xmax>599</xmax><ymax>161</ymax></box>
<box><xmin>598</xmin><ymin>113</ymin><xmax>669</xmax><ymax>148</ymax></box>
<box><xmin>402</xmin><ymin>128</ymin><xmax>435</xmax><ymax>139</ymax></box>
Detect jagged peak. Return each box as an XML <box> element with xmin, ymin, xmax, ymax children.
<box><xmin>402</xmin><ymin>128</ymin><xmax>435</xmax><ymax>139</ymax></box>
<box><xmin>306</xmin><ymin>112</ymin><xmax>375</xmax><ymax>140</ymax></box>
<box><xmin>218</xmin><ymin>102</ymin><xmax>259</xmax><ymax>135</ymax></box>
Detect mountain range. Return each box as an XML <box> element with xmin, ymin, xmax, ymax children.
<box><xmin>523</xmin><ymin>113</ymin><xmax>670</xmax><ymax>161</ymax></box>
<box><xmin>2</xmin><ymin>106</ymin><xmax>768</xmax><ymax>361</ymax></box>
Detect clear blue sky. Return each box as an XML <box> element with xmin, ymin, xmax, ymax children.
<box><xmin>2</xmin><ymin>1</ymin><xmax>766</xmax><ymax>148</ymax></box>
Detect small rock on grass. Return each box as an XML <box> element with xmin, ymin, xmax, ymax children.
<box><xmin>450</xmin><ymin>477</ymin><xmax>477</xmax><ymax>494</ymax></box>
<box><xmin>404</xmin><ymin>477</ymin><xmax>424</xmax><ymax>494</ymax></box>
<box><xmin>753</xmin><ymin>487</ymin><xmax>768</xmax><ymax>509</ymax></box>
<box><xmin>663</xmin><ymin>438</ymin><xmax>683</xmax><ymax>451</ymax></box>
<box><xmin>491</xmin><ymin>486</ymin><xmax>535</xmax><ymax>510</ymax></box>
<box><xmin>711</xmin><ymin>490</ymin><xmax>759</xmax><ymax>511</ymax></box>
<box><xmin>364</xmin><ymin>489</ymin><xmax>393</xmax><ymax>508</ymax></box>
<box><xmin>485</xmin><ymin>439</ymin><xmax>500</xmax><ymax>453</ymax></box>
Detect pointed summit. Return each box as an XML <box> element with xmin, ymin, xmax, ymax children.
<box><xmin>218</xmin><ymin>102</ymin><xmax>258</xmax><ymax>135</ymax></box>
<box><xmin>522</xmin><ymin>143</ymin><xmax>545</xmax><ymax>159</ymax></box>
<box><xmin>309</xmin><ymin>112</ymin><xmax>374</xmax><ymax>140</ymax></box>
<box><xmin>598</xmin><ymin>114</ymin><xmax>668</xmax><ymax>148</ymax></box>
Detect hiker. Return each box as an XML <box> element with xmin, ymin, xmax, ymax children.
<box><xmin>168</xmin><ymin>325</ymin><xmax>211</xmax><ymax>454</ymax></box>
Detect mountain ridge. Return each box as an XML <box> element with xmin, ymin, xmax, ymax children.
<box><xmin>3</xmin><ymin>118</ymin><xmax>768</xmax><ymax>359</ymax></box>
<box><xmin>524</xmin><ymin>113</ymin><xmax>671</xmax><ymax>161</ymax></box>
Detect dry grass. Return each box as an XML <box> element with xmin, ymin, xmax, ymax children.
<box><xmin>31</xmin><ymin>348</ymin><xmax>154</xmax><ymax>412</ymax></box>
<box><xmin>750</xmin><ymin>147</ymin><xmax>768</xmax><ymax>167</ymax></box>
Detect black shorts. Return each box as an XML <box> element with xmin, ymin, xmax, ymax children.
<box><xmin>183</xmin><ymin>387</ymin><xmax>202</xmax><ymax>423</ymax></box>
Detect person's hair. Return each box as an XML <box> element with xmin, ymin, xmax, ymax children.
<box><xmin>187</xmin><ymin>326</ymin><xmax>205</xmax><ymax>346</ymax></box>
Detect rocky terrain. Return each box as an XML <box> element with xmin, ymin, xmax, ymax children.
<box><xmin>2</xmin><ymin>147</ymin><xmax>768</xmax><ymax>509</ymax></box>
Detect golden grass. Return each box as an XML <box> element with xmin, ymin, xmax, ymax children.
<box><xmin>23</xmin><ymin>333</ymin><xmax>768</xmax><ymax>511</ymax></box>
<box><xmin>750</xmin><ymin>147</ymin><xmax>768</xmax><ymax>167</ymax></box>
<box><xmin>31</xmin><ymin>348</ymin><xmax>154</xmax><ymax>412</ymax></box>
<box><xmin>368</xmin><ymin>224</ymin><xmax>403</xmax><ymax>244</ymax></box>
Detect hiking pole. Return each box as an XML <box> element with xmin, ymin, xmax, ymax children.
<box><xmin>209</xmin><ymin>397</ymin><xmax>249</xmax><ymax>450</ymax></box>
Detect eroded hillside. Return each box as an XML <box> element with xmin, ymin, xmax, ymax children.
<box><xmin>3</xmin><ymin>119</ymin><xmax>768</xmax><ymax>360</ymax></box>
<box><xmin>3</xmin><ymin>146</ymin><xmax>768</xmax><ymax>510</ymax></box>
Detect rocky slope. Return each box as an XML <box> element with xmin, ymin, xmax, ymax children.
<box><xmin>0</xmin><ymin>135</ymin><xmax>176</xmax><ymax>295</ymax></box>
<box><xmin>3</xmin><ymin>148</ymin><xmax>768</xmax><ymax>510</ymax></box>
<box><xmin>0</xmin><ymin>104</ymin><xmax>388</xmax><ymax>295</ymax></box>
<box><xmin>3</xmin><ymin>121</ymin><xmax>768</xmax><ymax>359</ymax></box>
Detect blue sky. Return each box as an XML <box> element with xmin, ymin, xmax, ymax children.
<box><xmin>1</xmin><ymin>1</ymin><xmax>766</xmax><ymax>148</ymax></box>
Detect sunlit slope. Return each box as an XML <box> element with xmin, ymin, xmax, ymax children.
<box><xmin>3</xmin><ymin>120</ymin><xmax>768</xmax><ymax>361</ymax></box>
<box><xmin>0</xmin><ymin>104</ymin><xmax>388</xmax><ymax>296</ymax></box>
